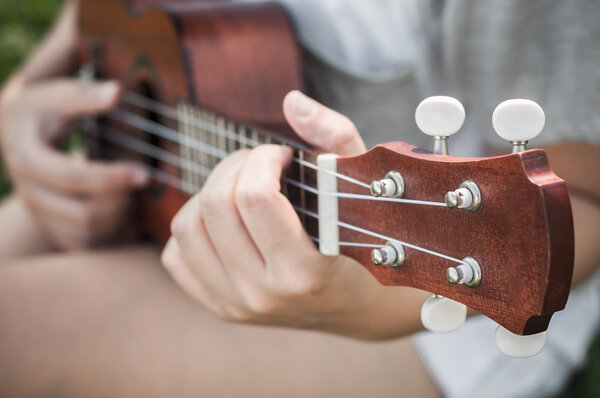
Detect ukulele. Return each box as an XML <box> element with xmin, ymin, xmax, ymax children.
<box><xmin>77</xmin><ymin>0</ymin><xmax>574</xmax><ymax>358</ymax></box>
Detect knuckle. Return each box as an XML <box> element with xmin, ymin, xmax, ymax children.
<box><xmin>198</xmin><ymin>189</ymin><xmax>228</xmax><ymax>217</ymax></box>
<box><xmin>275</xmin><ymin>267</ymin><xmax>326</xmax><ymax>297</ymax></box>
<box><xmin>170</xmin><ymin>210</ymin><xmax>188</xmax><ymax>240</ymax></box>
<box><xmin>234</xmin><ymin>184</ymin><xmax>275</xmax><ymax>213</ymax></box>
<box><xmin>243</xmin><ymin>289</ymin><xmax>278</xmax><ymax>316</ymax></box>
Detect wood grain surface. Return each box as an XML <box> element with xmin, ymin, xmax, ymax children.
<box><xmin>336</xmin><ymin>142</ymin><xmax>574</xmax><ymax>335</ymax></box>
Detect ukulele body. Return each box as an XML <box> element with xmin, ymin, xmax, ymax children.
<box><xmin>78</xmin><ymin>0</ymin><xmax>303</xmax><ymax>243</ymax></box>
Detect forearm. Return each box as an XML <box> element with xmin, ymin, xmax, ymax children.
<box><xmin>570</xmin><ymin>191</ymin><xmax>600</xmax><ymax>285</ymax></box>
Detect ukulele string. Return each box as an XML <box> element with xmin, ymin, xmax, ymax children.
<box><xmin>121</xmin><ymin>92</ymin><xmax>371</xmax><ymax>188</ymax></box>
<box><xmin>109</xmin><ymin>105</ymin><xmax>363</xmax><ymax>188</ymax></box>
<box><xmin>284</xmin><ymin>178</ymin><xmax>447</xmax><ymax>206</ymax></box>
<box><xmin>108</xmin><ymin>93</ymin><xmax>447</xmax><ymax>207</ymax></box>
<box><xmin>87</xmin><ymin>120</ymin><xmax>446</xmax><ymax>207</ymax></box>
<box><xmin>295</xmin><ymin>206</ymin><xmax>467</xmax><ymax>266</ymax></box>
<box><xmin>78</xmin><ymin>125</ymin><xmax>466</xmax><ymax>265</ymax></box>
<box><xmin>308</xmin><ymin>235</ymin><xmax>384</xmax><ymax>249</ymax></box>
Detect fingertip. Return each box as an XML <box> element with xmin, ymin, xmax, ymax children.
<box><xmin>128</xmin><ymin>165</ymin><xmax>150</xmax><ymax>188</ymax></box>
<box><xmin>97</xmin><ymin>80</ymin><xmax>121</xmax><ymax>107</ymax></box>
<box><xmin>283</xmin><ymin>90</ymin><xmax>316</xmax><ymax>122</ymax></box>
<box><xmin>279</xmin><ymin>144</ymin><xmax>294</xmax><ymax>161</ymax></box>
<box><xmin>112</xmin><ymin>161</ymin><xmax>149</xmax><ymax>188</ymax></box>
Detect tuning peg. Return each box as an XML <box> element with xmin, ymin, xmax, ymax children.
<box><xmin>495</xmin><ymin>325</ymin><xmax>546</xmax><ymax>358</ymax></box>
<box><xmin>371</xmin><ymin>240</ymin><xmax>405</xmax><ymax>268</ymax></box>
<box><xmin>420</xmin><ymin>295</ymin><xmax>467</xmax><ymax>333</ymax></box>
<box><xmin>415</xmin><ymin>96</ymin><xmax>466</xmax><ymax>155</ymax></box>
<box><xmin>492</xmin><ymin>99</ymin><xmax>545</xmax><ymax>153</ymax></box>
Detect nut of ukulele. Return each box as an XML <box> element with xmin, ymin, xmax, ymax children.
<box><xmin>492</xmin><ymin>99</ymin><xmax>545</xmax><ymax>153</ymax></box>
<box><xmin>421</xmin><ymin>295</ymin><xmax>467</xmax><ymax>333</ymax></box>
<box><xmin>415</xmin><ymin>96</ymin><xmax>465</xmax><ymax>155</ymax></box>
<box><xmin>495</xmin><ymin>325</ymin><xmax>547</xmax><ymax>358</ymax></box>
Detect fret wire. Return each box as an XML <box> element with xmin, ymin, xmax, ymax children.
<box><xmin>299</xmin><ymin>150</ymin><xmax>306</xmax><ymax>225</ymax></box>
<box><xmin>227</xmin><ymin>119</ymin><xmax>237</xmax><ymax>153</ymax></box>
<box><xmin>198</xmin><ymin>108</ymin><xmax>209</xmax><ymax>183</ymax></box>
<box><xmin>211</xmin><ymin>115</ymin><xmax>222</xmax><ymax>170</ymax></box>
<box><xmin>178</xmin><ymin>103</ymin><xmax>192</xmax><ymax>193</ymax></box>
<box><xmin>188</xmin><ymin>105</ymin><xmax>198</xmax><ymax>188</ymax></box>
<box><xmin>294</xmin><ymin>206</ymin><xmax>466</xmax><ymax>265</ymax></box>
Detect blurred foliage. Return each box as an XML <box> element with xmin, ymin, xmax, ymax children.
<box><xmin>559</xmin><ymin>336</ymin><xmax>600</xmax><ymax>398</ymax></box>
<box><xmin>0</xmin><ymin>0</ymin><xmax>63</xmax><ymax>83</ymax></box>
<box><xmin>0</xmin><ymin>0</ymin><xmax>63</xmax><ymax>196</ymax></box>
<box><xmin>0</xmin><ymin>1</ymin><xmax>598</xmax><ymax>396</ymax></box>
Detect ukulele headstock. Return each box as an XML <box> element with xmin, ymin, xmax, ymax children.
<box><xmin>314</xmin><ymin>97</ymin><xmax>574</xmax><ymax>357</ymax></box>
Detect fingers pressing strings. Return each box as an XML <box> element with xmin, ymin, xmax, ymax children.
<box><xmin>87</xmin><ymin>92</ymin><xmax>469</xmax><ymax>265</ymax></box>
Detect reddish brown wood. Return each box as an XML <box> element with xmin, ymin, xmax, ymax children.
<box><xmin>336</xmin><ymin>142</ymin><xmax>574</xmax><ymax>335</ymax></box>
<box><xmin>79</xmin><ymin>0</ymin><xmax>303</xmax><ymax>243</ymax></box>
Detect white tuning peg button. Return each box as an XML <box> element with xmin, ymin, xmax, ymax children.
<box><xmin>421</xmin><ymin>295</ymin><xmax>467</xmax><ymax>333</ymax></box>
<box><xmin>415</xmin><ymin>96</ymin><xmax>466</xmax><ymax>155</ymax></box>
<box><xmin>492</xmin><ymin>99</ymin><xmax>545</xmax><ymax>153</ymax></box>
<box><xmin>495</xmin><ymin>325</ymin><xmax>547</xmax><ymax>358</ymax></box>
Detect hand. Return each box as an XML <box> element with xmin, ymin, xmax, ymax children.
<box><xmin>162</xmin><ymin>90</ymin><xmax>415</xmax><ymax>338</ymax></box>
<box><xmin>0</xmin><ymin>79</ymin><xmax>149</xmax><ymax>249</ymax></box>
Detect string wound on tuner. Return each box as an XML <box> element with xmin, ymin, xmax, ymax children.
<box><xmin>371</xmin><ymin>240</ymin><xmax>405</xmax><ymax>268</ymax></box>
<box><xmin>445</xmin><ymin>180</ymin><xmax>481</xmax><ymax>211</ymax></box>
<box><xmin>370</xmin><ymin>171</ymin><xmax>405</xmax><ymax>198</ymax></box>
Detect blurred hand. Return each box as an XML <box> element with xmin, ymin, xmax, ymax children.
<box><xmin>0</xmin><ymin>79</ymin><xmax>149</xmax><ymax>249</ymax></box>
<box><xmin>161</xmin><ymin>91</ymin><xmax>386</xmax><ymax>335</ymax></box>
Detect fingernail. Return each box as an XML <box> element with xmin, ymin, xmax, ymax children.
<box><xmin>130</xmin><ymin>167</ymin><xmax>150</xmax><ymax>187</ymax></box>
<box><xmin>98</xmin><ymin>81</ymin><xmax>120</xmax><ymax>103</ymax></box>
<box><xmin>292</xmin><ymin>91</ymin><xmax>315</xmax><ymax>119</ymax></box>
<box><xmin>280</xmin><ymin>145</ymin><xmax>293</xmax><ymax>159</ymax></box>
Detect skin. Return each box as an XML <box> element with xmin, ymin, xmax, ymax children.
<box><xmin>0</xmin><ymin>0</ymin><xmax>598</xmax><ymax>396</ymax></box>
<box><xmin>0</xmin><ymin>1</ymin><xmax>149</xmax><ymax>251</ymax></box>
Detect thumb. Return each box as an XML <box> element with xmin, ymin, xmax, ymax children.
<box><xmin>283</xmin><ymin>90</ymin><xmax>366</xmax><ymax>156</ymax></box>
<box><xmin>27</xmin><ymin>78</ymin><xmax>121</xmax><ymax>118</ymax></box>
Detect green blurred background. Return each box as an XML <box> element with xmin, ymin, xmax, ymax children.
<box><xmin>0</xmin><ymin>1</ymin><xmax>597</xmax><ymax>396</ymax></box>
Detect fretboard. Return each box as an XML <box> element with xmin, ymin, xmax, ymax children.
<box><xmin>84</xmin><ymin>97</ymin><xmax>321</xmax><ymax>241</ymax></box>
<box><xmin>174</xmin><ymin>102</ymin><xmax>320</xmax><ymax>239</ymax></box>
